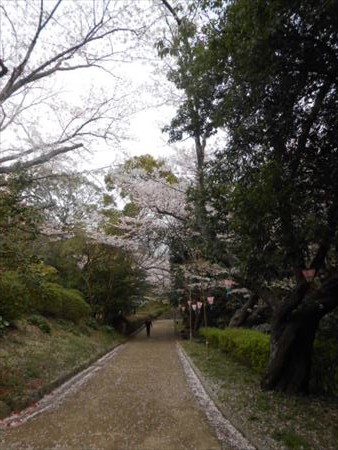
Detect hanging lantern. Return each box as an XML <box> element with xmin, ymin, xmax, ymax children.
<box><xmin>302</xmin><ymin>268</ymin><xmax>315</xmax><ymax>282</ymax></box>
<box><xmin>207</xmin><ymin>296</ymin><xmax>214</xmax><ymax>305</ymax></box>
<box><xmin>223</xmin><ymin>279</ymin><xmax>235</xmax><ymax>288</ymax></box>
<box><xmin>192</xmin><ymin>304</ymin><xmax>197</xmax><ymax>311</ymax></box>
<box><xmin>197</xmin><ymin>301</ymin><xmax>203</xmax><ymax>309</ymax></box>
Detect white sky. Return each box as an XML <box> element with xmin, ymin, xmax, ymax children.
<box><xmin>59</xmin><ymin>48</ymin><xmax>180</xmax><ymax>172</ymax></box>
<box><xmin>0</xmin><ymin>0</ymin><xmax>185</xmax><ymax>177</ymax></box>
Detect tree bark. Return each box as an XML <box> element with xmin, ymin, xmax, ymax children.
<box><xmin>228</xmin><ymin>294</ymin><xmax>259</xmax><ymax>327</ymax></box>
<box><xmin>262</xmin><ymin>277</ymin><xmax>338</xmax><ymax>394</ymax></box>
<box><xmin>261</xmin><ymin>310</ymin><xmax>319</xmax><ymax>394</ymax></box>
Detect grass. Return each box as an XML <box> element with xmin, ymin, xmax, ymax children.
<box><xmin>181</xmin><ymin>340</ymin><xmax>338</xmax><ymax>450</ymax></box>
<box><xmin>0</xmin><ymin>317</ymin><xmax>123</xmax><ymax>414</ymax></box>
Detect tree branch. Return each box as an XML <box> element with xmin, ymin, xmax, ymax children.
<box><xmin>161</xmin><ymin>0</ymin><xmax>182</xmax><ymax>26</ymax></box>
<box><xmin>0</xmin><ymin>58</ymin><xmax>8</xmax><ymax>78</ymax></box>
<box><xmin>0</xmin><ymin>143</ymin><xmax>83</xmax><ymax>174</ymax></box>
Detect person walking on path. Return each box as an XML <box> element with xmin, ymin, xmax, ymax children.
<box><xmin>145</xmin><ymin>316</ymin><xmax>152</xmax><ymax>337</ymax></box>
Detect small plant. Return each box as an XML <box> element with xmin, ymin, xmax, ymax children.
<box><xmin>272</xmin><ymin>429</ymin><xmax>311</xmax><ymax>449</ymax></box>
<box><xmin>86</xmin><ymin>317</ymin><xmax>99</xmax><ymax>330</ymax></box>
<box><xmin>27</xmin><ymin>314</ymin><xmax>51</xmax><ymax>334</ymax></box>
<box><xmin>0</xmin><ymin>315</ymin><xmax>10</xmax><ymax>335</ymax></box>
<box><xmin>100</xmin><ymin>325</ymin><xmax>115</xmax><ymax>334</ymax></box>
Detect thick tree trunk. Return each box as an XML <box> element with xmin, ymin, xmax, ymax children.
<box><xmin>262</xmin><ymin>277</ymin><xmax>338</xmax><ymax>394</ymax></box>
<box><xmin>261</xmin><ymin>310</ymin><xmax>319</xmax><ymax>394</ymax></box>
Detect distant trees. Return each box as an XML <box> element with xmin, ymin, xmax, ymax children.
<box><xmin>41</xmin><ymin>236</ymin><xmax>148</xmax><ymax>325</ymax></box>
<box><xmin>103</xmin><ymin>154</ymin><xmax>187</xmax><ymax>290</ymax></box>
<box><xmin>0</xmin><ymin>1</ymin><xmax>155</xmax><ymax>329</ymax></box>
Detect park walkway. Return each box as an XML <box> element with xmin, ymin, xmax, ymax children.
<box><xmin>0</xmin><ymin>320</ymin><xmax>222</xmax><ymax>450</ymax></box>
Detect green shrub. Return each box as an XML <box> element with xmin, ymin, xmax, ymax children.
<box><xmin>37</xmin><ymin>282</ymin><xmax>63</xmax><ymax>317</ymax></box>
<box><xmin>86</xmin><ymin>317</ymin><xmax>99</xmax><ymax>329</ymax></box>
<box><xmin>27</xmin><ymin>314</ymin><xmax>51</xmax><ymax>334</ymax></box>
<box><xmin>33</xmin><ymin>283</ymin><xmax>90</xmax><ymax>323</ymax></box>
<box><xmin>100</xmin><ymin>324</ymin><xmax>115</xmax><ymax>334</ymax></box>
<box><xmin>0</xmin><ymin>315</ymin><xmax>10</xmax><ymax>335</ymax></box>
<box><xmin>200</xmin><ymin>327</ymin><xmax>270</xmax><ymax>375</ymax></box>
<box><xmin>61</xmin><ymin>288</ymin><xmax>91</xmax><ymax>323</ymax></box>
<box><xmin>201</xmin><ymin>327</ymin><xmax>338</xmax><ymax>395</ymax></box>
<box><xmin>0</xmin><ymin>271</ymin><xmax>29</xmax><ymax>321</ymax></box>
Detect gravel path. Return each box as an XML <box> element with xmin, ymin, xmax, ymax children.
<box><xmin>0</xmin><ymin>320</ymin><xmax>249</xmax><ymax>450</ymax></box>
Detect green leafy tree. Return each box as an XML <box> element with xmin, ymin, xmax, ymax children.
<box><xmin>0</xmin><ymin>173</ymin><xmax>41</xmax><ymax>270</ymax></box>
<box><xmin>192</xmin><ymin>0</ymin><xmax>338</xmax><ymax>394</ymax></box>
<box><xmin>39</xmin><ymin>236</ymin><xmax>148</xmax><ymax>325</ymax></box>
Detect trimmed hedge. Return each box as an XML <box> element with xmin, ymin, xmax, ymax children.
<box><xmin>200</xmin><ymin>327</ymin><xmax>270</xmax><ymax>375</ymax></box>
<box><xmin>200</xmin><ymin>327</ymin><xmax>338</xmax><ymax>395</ymax></box>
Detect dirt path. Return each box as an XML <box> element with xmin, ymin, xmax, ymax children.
<box><xmin>0</xmin><ymin>320</ymin><xmax>223</xmax><ymax>450</ymax></box>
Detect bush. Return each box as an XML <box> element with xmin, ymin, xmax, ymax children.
<box><xmin>0</xmin><ymin>315</ymin><xmax>10</xmax><ymax>335</ymax></box>
<box><xmin>200</xmin><ymin>327</ymin><xmax>270</xmax><ymax>375</ymax></box>
<box><xmin>27</xmin><ymin>314</ymin><xmax>51</xmax><ymax>334</ymax></box>
<box><xmin>0</xmin><ymin>271</ymin><xmax>29</xmax><ymax>321</ymax></box>
<box><xmin>201</xmin><ymin>327</ymin><xmax>338</xmax><ymax>395</ymax></box>
<box><xmin>86</xmin><ymin>317</ymin><xmax>99</xmax><ymax>330</ymax></box>
<box><xmin>61</xmin><ymin>288</ymin><xmax>91</xmax><ymax>323</ymax></box>
<box><xmin>38</xmin><ymin>282</ymin><xmax>63</xmax><ymax>317</ymax></box>
<box><xmin>32</xmin><ymin>283</ymin><xmax>90</xmax><ymax>323</ymax></box>
<box><xmin>100</xmin><ymin>324</ymin><xmax>115</xmax><ymax>334</ymax></box>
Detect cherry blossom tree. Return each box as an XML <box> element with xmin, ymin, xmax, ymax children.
<box><xmin>0</xmin><ymin>0</ymin><xmax>145</xmax><ymax>179</ymax></box>
<box><xmin>99</xmin><ymin>154</ymin><xmax>188</xmax><ymax>290</ymax></box>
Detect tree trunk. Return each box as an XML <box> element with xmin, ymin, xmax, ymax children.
<box><xmin>229</xmin><ymin>294</ymin><xmax>259</xmax><ymax>327</ymax></box>
<box><xmin>261</xmin><ymin>310</ymin><xmax>319</xmax><ymax>394</ymax></box>
<box><xmin>262</xmin><ymin>277</ymin><xmax>338</xmax><ymax>395</ymax></box>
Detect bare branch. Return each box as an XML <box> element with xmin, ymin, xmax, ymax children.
<box><xmin>0</xmin><ymin>143</ymin><xmax>83</xmax><ymax>174</ymax></box>
<box><xmin>0</xmin><ymin>58</ymin><xmax>8</xmax><ymax>78</ymax></box>
<box><xmin>161</xmin><ymin>0</ymin><xmax>182</xmax><ymax>26</ymax></box>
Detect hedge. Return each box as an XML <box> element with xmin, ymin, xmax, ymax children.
<box><xmin>200</xmin><ymin>327</ymin><xmax>338</xmax><ymax>395</ymax></box>
<box><xmin>200</xmin><ymin>327</ymin><xmax>270</xmax><ymax>375</ymax></box>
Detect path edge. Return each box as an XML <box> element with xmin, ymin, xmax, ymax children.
<box><xmin>178</xmin><ymin>342</ymin><xmax>262</xmax><ymax>450</ymax></box>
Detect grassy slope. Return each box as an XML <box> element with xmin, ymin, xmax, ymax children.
<box><xmin>182</xmin><ymin>341</ymin><xmax>338</xmax><ymax>450</ymax></box>
<box><xmin>0</xmin><ymin>301</ymin><xmax>171</xmax><ymax>418</ymax></box>
<box><xmin>0</xmin><ymin>318</ymin><xmax>123</xmax><ymax>415</ymax></box>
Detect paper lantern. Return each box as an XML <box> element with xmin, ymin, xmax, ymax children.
<box><xmin>302</xmin><ymin>268</ymin><xmax>315</xmax><ymax>282</ymax></box>
<box><xmin>223</xmin><ymin>279</ymin><xmax>235</xmax><ymax>288</ymax></box>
